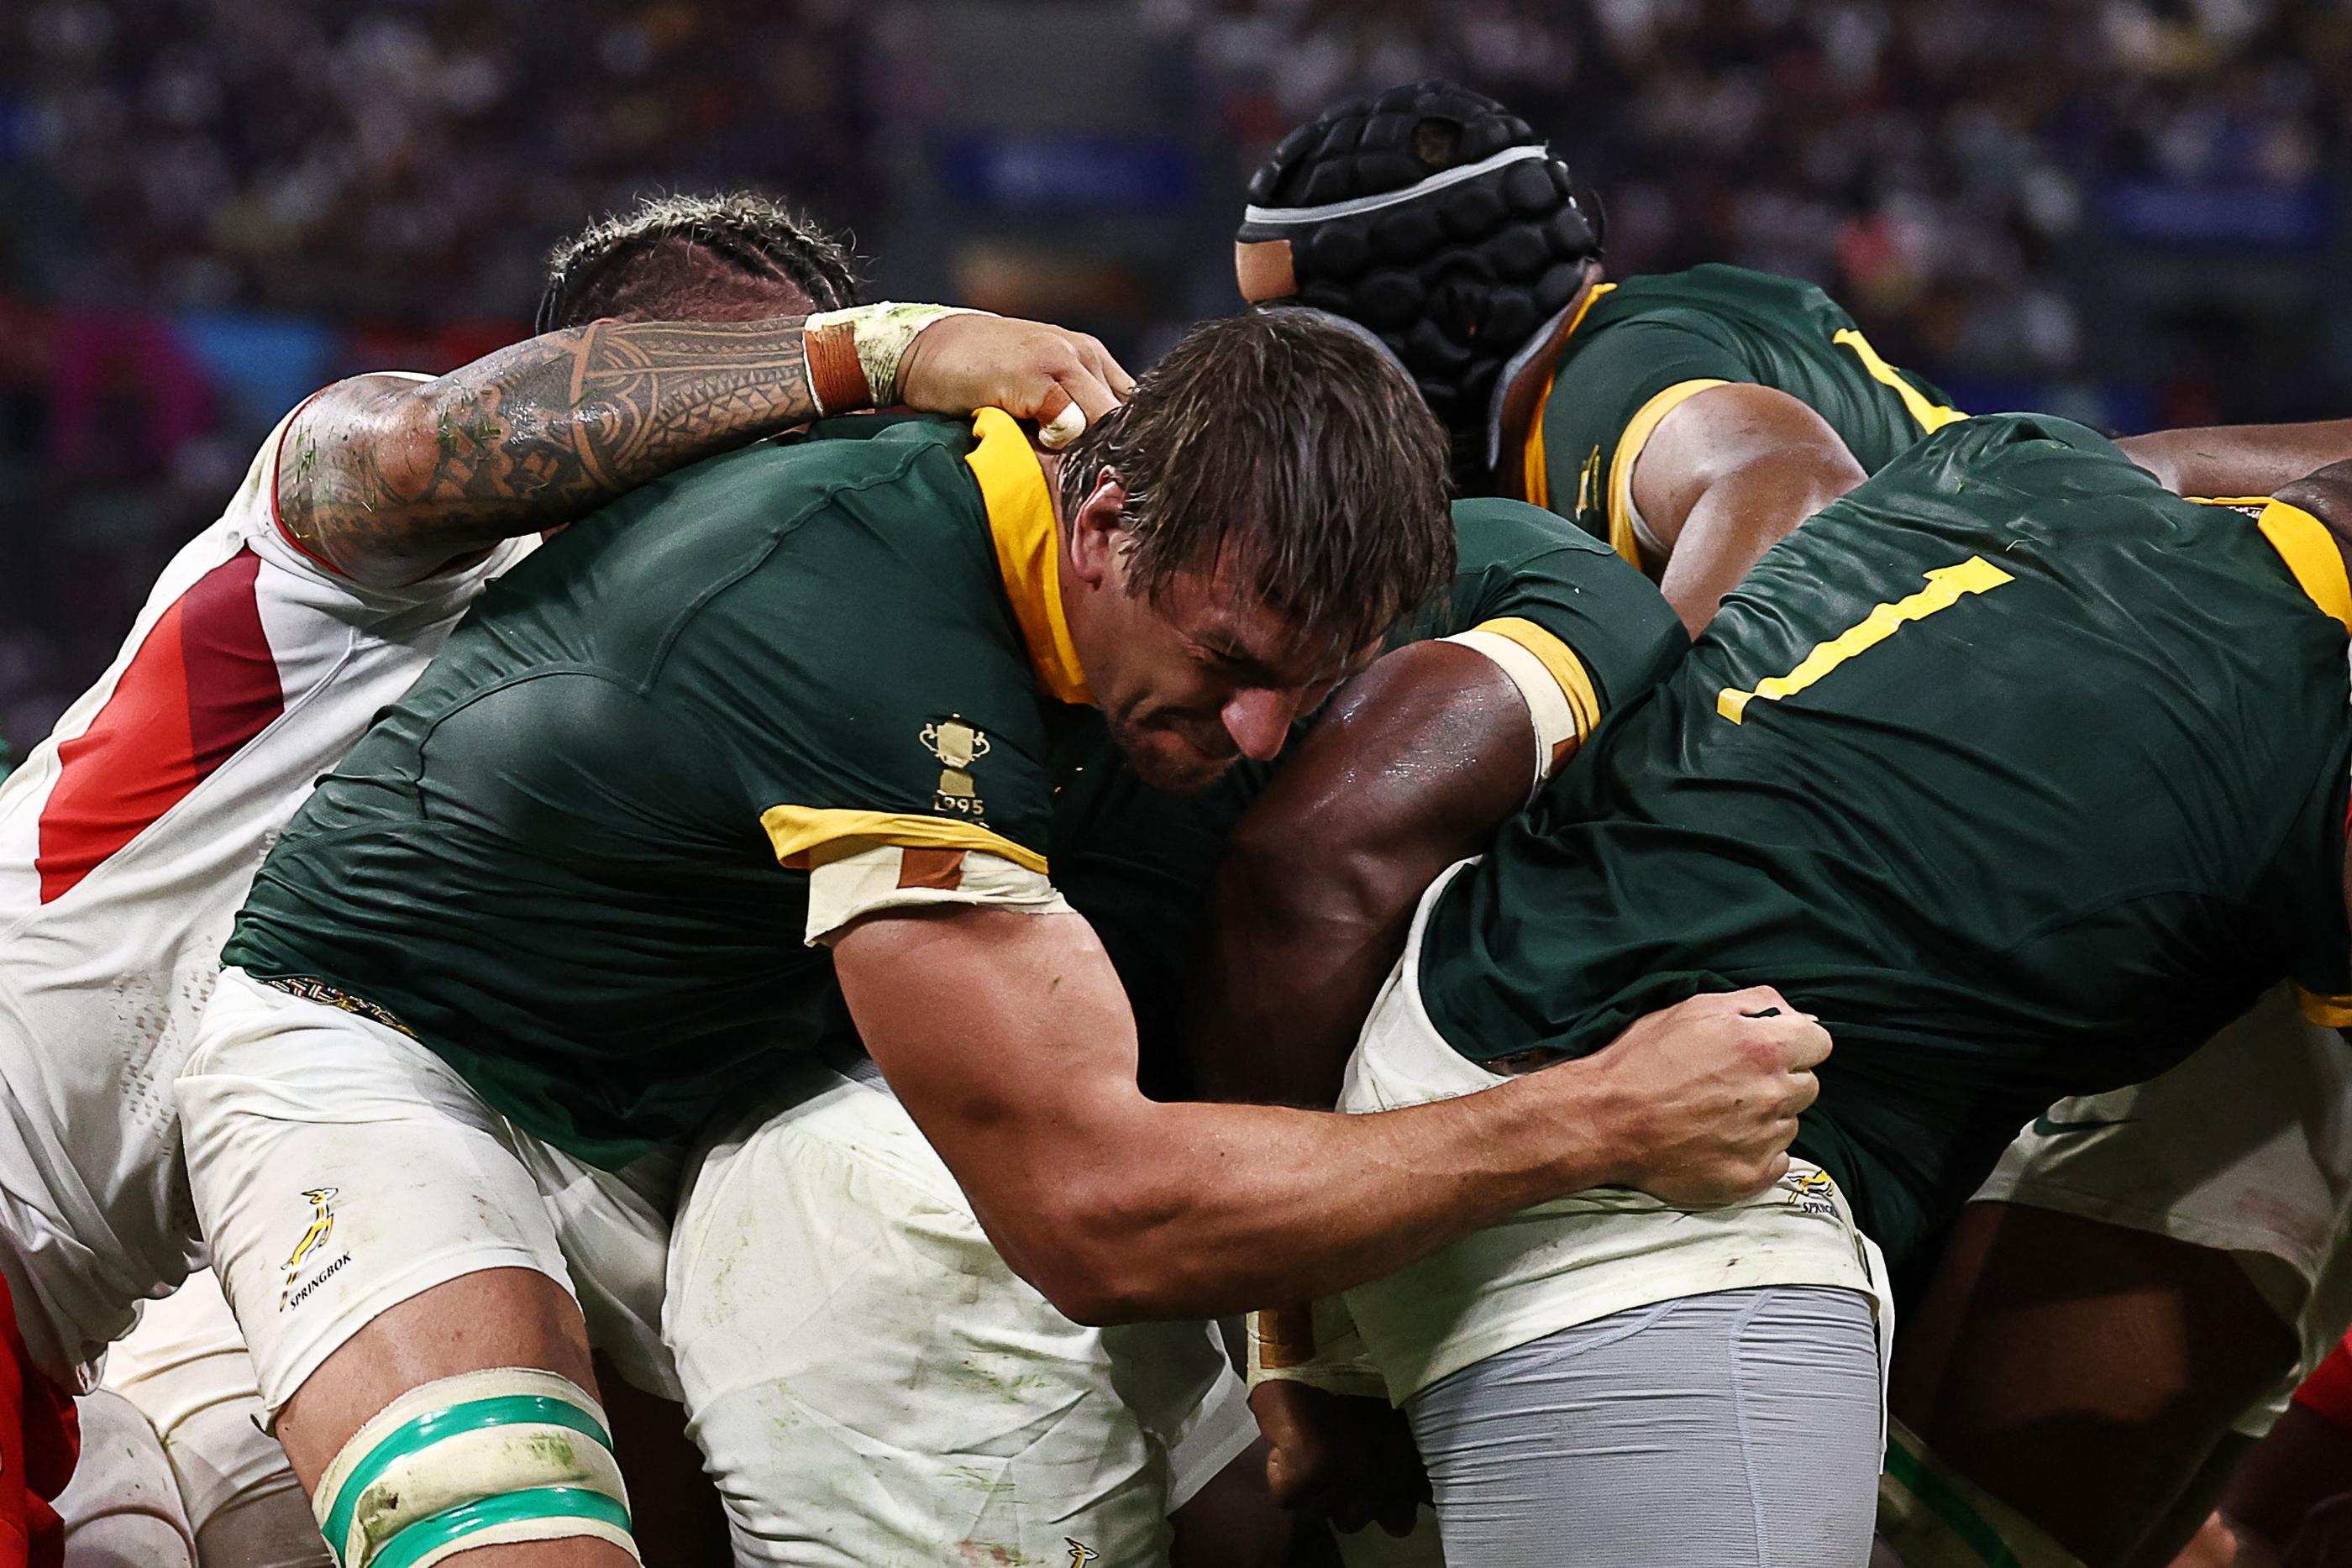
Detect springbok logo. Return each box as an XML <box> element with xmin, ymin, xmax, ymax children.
<box><xmin>280</xmin><ymin>1188</ymin><xmax>339</xmax><ymax>1308</ymax></box>
<box><xmin>1786</xmin><ymin>1167</ymin><xmax>1837</xmax><ymax>1218</ymax></box>
<box><xmin>1064</xmin><ymin>1539</ymin><xmax>1098</xmax><ymax>1567</ymax></box>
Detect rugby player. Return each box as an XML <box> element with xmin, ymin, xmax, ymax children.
<box><xmin>1238</xmin><ymin>82</ymin><xmax>2352</xmax><ymax>1564</ymax></box>
<box><xmin>1235</xmin><ymin>80</ymin><xmax>2352</xmax><ymax>633</ymax></box>
<box><xmin>1194</xmin><ymin>414</ymin><xmax>2352</xmax><ymax>1564</ymax></box>
<box><xmin>176</xmin><ymin>308</ymin><xmax>1826</xmax><ymax>1568</ymax></box>
<box><xmin>0</xmin><ymin>188</ymin><xmax>1133</xmax><ymax>1567</ymax></box>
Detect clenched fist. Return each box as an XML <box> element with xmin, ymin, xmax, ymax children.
<box><xmin>1565</xmin><ymin>986</ymin><xmax>1830</xmax><ymax>1208</ymax></box>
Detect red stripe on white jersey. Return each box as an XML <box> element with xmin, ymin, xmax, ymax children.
<box><xmin>34</xmin><ymin>549</ymin><xmax>286</xmax><ymax>902</ymax></box>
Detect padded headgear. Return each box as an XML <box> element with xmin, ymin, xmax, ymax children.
<box><xmin>1236</xmin><ymin>81</ymin><xmax>1604</xmax><ymax>483</ymax></box>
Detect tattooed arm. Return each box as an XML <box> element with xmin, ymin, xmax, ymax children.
<box><xmin>277</xmin><ymin>313</ymin><xmax>1132</xmax><ymax>587</ymax></box>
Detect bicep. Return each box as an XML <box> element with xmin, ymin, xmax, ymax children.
<box><xmin>1637</xmin><ymin>383</ymin><xmax>1867</xmax><ymax>629</ymax></box>
<box><xmin>1192</xmin><ymin>642</ymin><xmax>1532</xmax><ymax>1109</ymax></box>
<box><xmin>1630</xmin><ymin>382</ymin><xmax>1866</xmax><ymax>548</ymax></box>
<box><xmin>833</xmin><ymin>905</ymin><xmax>1145</xmax><ymax>1263</ymax></box>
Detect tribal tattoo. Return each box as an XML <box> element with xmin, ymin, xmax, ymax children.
<box><xmin>276</xmin><ymin>317</ymin><xmax>818</xmax><ymax>585</ymax></box>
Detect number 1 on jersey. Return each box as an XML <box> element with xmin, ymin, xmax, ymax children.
<box><xmin>1718</xmin><ymin>556</ymin><xmax>2014</xmax><ymax>723</ymax></box>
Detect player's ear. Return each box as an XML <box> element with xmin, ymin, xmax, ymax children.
<box><xmin>1064</xmin><ymin>469</ymin><xmax>1129</xmax><ymax>590</ymax></box>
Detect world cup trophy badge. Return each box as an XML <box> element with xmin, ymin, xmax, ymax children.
<box><xmin>921</xmin><ymin>715</ymin><xmax>991</xmax><ymax>818</ymax></box>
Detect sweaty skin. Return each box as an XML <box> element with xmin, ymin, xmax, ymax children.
<box><xmin>1190</xmin><ymin>641</ymin><xmax>1537</xmax><ymax>1112</ymax></box>
<box><xmin>1632</xmin><ymin>383</ymin><xmax>1871</xmax><ymax>635</ymax></box>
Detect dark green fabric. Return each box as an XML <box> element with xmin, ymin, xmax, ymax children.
<box><xmin>1061</xmin><ymin>496</ymin><xmax>1686</xmax><ymax>1099</ymax></box>
<box><xmin>229</xmin><ymin>419</ymin><xmax>1683</xmax><ymax>1167</ymax></box>
<box><xmin>1423</xmin><ymin>414</ymin><xmax>2352</xmax><ymax>1297</ymax></box>
<box><xmin>228</xmin><ymin>416</ymin><xmax>1059</xmax><ymax>1166</ymax></box>
<box><xmin>1536</xmin><ymin>264</ymin><xmax>1959</xmax><ymax>545</ymax></box>
<box><xmin>1390</xmin><ymin>497</ymin><xmax>1691</xmax><ymax>712</ymax></box>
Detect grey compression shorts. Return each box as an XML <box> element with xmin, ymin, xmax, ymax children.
<box><xmin>1407</xmin><ymin>1284</ymin><xmax>1882</xmax><ymax>1567</ymax></box>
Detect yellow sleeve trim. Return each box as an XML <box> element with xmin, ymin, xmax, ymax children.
<box><xmin>1606</xmin><ymin>378</ymin><xmax>1730</xmax><ymax>569</ymax></box>
<box><xmin>1473</xmin><ymin>616</ymin><xmax>1601</xmax><ymax>741</ymax></box>
<box><xmin>761</xmin><ymin>805</ymin><xmax>1049</xmax><ymax>876</ymax></box>
<box><xmin>2255</xmin><ymin>501</ymin><xmax>2352</xmax><ymax>632</ymax></box>
<box><xmin>1830</xmin><ymin>328</ymin><xmax>1967</xmax><ymax>435</ymax></box>
<box><xmin>2187</xmin><ymin>496</ymin><xmax>2276</xmax><ymax>508</ymax></box>
<box><xmin>2297</xmin><ymin>986</ymin><xmax>2352</xmax><ymax>1029</ymax></box>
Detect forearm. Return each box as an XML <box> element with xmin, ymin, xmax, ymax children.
<box><xmin>1191</xmin><ymin>643</ymin><xmax>1531</xmax><ymax>1110</ymax></box>
<box><xmin>2117</xmin><ymin>421</ymin><xmax>2352</xmax><ymax>499</ymax></box>
<box><xmin>1653</xmin><ymin>452</ymin><xmax>1861</xmax><ymax>632</ymax></box>
<box><xmin>279</xmin><ymin>317</ymin><xmax>820</xmax><ymax>585</ymax></box>
<box><xmin>998</xmin><ymin>1070</ymin><xmax>1625</xmax><ymax>1324</ymax></box>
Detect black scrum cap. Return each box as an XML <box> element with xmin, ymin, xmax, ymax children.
<box><xmin>1237</xmin><ymin>81</ymin><xmax>1604</xmax><ymax>482</ymax></box>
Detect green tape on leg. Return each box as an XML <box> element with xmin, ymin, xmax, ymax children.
<box><xmin>371</xmin><ymin>1487</ymin><xmax>632</xmax><ymax>1568</ymax></box>
<box><xmin>1883</xmin><ymin>1431</ymin><xmax>2022</xmax><ymax>1568</ymax></box>
<box><xmin>322</xmin><ymin>1394</ymin><xmax>614</xmax><ymax>1558</ymax></box>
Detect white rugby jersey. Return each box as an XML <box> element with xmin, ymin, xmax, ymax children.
<box><xmin>0</xmin><ymin>386</ymin><xmax>533</xmax><ymax>1381</ymax></box>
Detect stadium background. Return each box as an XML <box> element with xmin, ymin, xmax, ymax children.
<box><xmin>1</xmin><ymin>0</ymin><xmax>2347</xmax><ymax>758</ymax></box>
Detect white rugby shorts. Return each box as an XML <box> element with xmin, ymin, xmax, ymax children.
<box><xmin>1975</xmin><ymin>980</ymin><xmax>2352</xmax><ymax>1431</ymax></box>
<box><xmin>1336</xmin><ymin>863</ymin><xmax>1893</xmax><ymax>1407</ymax></box>
<box><xmin>666</xmin><ymin>1051</ymin><xmax>1257</xmax><ymax>1566</ymax></box>
<box><xmin>176</xmin><ymin>968</ymin><xmax>675</xmax><ymax>1414</ymax></box>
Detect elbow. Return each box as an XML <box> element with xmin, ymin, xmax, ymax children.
<box><xmin>372</xmin><ymin>396</ymin><xmax>456</xmax><ymax>502</ymax></box>
<box><xmin>995</xmin><ymin>1172</ymin><xmax>1192</xmax><ymax>1327</ymax></box>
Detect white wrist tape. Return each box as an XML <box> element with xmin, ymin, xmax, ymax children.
<box><xmin>1246</xmin><ymin>1299</ymin><xmax>1389</xmax><ymax>1402</ymax></box>
<box><xmin>313</xmin><ymin>1367</ymin><xmax>638</xmax><ymax>1568</ymax></box>
<box><xmin>1443</xmin><ymin>625</ymin><xmax>1587</xmax><ymax>797</ymax></box>
<box><xmin>804</xmin><ymin>302</ymin><xmax>985</xmax><ymax>412</ymax></box>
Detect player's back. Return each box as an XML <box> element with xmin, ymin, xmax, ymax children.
<box><xmin>0</xmin><ymin>401</ymin><xmax>526</xmax><ymax>1373</ymax></box>
<box><xmin>1424</xmin><ymin>413</ymin><xmax>2352</xmax><ymax>1283</ymax></box>
<box><xmin>1531</xmin><ymin>264</ymin><xmax>1961</xmax><ymax>560</ymax></box>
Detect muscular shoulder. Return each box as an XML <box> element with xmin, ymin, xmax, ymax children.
<box><xmin>1406</xmin><ymin>496</ymin><xmax>1688</xmax><ymax>717</ymax></box>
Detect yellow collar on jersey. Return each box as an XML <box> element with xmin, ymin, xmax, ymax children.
<box><xmin>966</xmin><ymin>408</ymin><xmax>1095</xmax><ymax>705</ymax></box>
<box><xmin>1518</xmin><ymin>281</ymin><xmax>1616</xmax><ymax>510</ymax></box>
<box><xmin>2254</xmin><ymin>499</ymin><xmax>2352</xmax><ymax>632</ymax></box>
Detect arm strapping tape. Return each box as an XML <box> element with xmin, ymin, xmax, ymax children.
<box><xmin>803</xmin><ymin>302</ymin><xmax>985</xmax><ymax>415</ymax></box>
<box><xmin>1246</xmin><ymin>1298</ymin><xmax>1389</xmax><ymax>1402</ymax></box>
<box><xmin>1441</xmin><ymin>626</ymin><xmax>1588</xmax><ymax>799</ymax></box>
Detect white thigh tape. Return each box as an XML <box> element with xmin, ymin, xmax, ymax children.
<box><xmin>313</xmin><ymin>1367</ymin><xmax>637</xmax><ymax>1568</ymax></box>
<box><xmin>1443</xmin><ymin>627</ymin><xmax>1580</xmax><ymax>796</ymax></box>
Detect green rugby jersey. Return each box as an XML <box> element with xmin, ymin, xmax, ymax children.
<box><xmin>1516</xmin><ymin>264</ymin><xmax>1962</xmax><ymax>568</ymax></box>
<box><xmin>1054</xmin><ymin>498</ymin><xmax>1688</xmax><ymax>1099</ymax></box>
<box><xmin>226</xmin><ymin>402</ymin><xmax>1684</xmax><ymax>1167</ymax></box>
<box><xmin>1424</xmin><ymin>413</ymin><xmax>2352</xmax><ymax>1295</ymax></box>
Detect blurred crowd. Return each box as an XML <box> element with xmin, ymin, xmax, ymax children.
<box><xmin>3</xmin><ymin>0</ymin><xmax>2349</xmax><ymax>753</ymax></box>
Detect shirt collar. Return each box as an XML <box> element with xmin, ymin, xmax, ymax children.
<box><xmin>964</xmin><ymin>409</ymin><xmax>1095</xmax><ymax>705</ymax></box>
